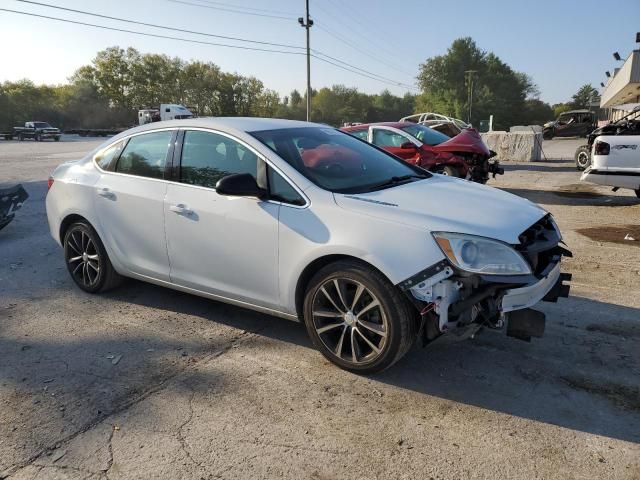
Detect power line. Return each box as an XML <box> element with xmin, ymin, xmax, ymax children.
<box><xmin>190</xmin><ymin>0</ymin><xmax>292</xmax><ymax>16</ymax></box>
<box><xmin>312</xmin><ymin>3</ymin><xmax>415</xmax><ymax>77</ymax></box>
<box><xmin>0</xmin><ymin>8</ymin><xmax>306</xmax><ymax>55</ymax></box>
<box><xmin>315</xmin><ymin>24</ymin><xmax>416</xmax><ymax>82</ymax></box>
<box><xmin>312</xmin><ymin>50</ymin><xmax>418</xmax><ymax>91</ymax></box>
<box><xmin>312</xmin><ymin>54</ymin><xmax>419</xmax><ymax>91</ymax></box>
<box><xmin>14</xmin><ymin>0</ymin><xmax>304</xmax><ymax>50</ymax></box>
<box><xmin>324</xmin><ymin>0</ymin><xmax>410</xmax><ymax>61</ymax></box>
<box><xmin>1</xmin><ymin>6</ymin><xmax>419</xmax><ymax>92</ymax></box>
<box><xmin>167</xmin><ymin>0</ymin><xmax>296</xmax><ymax>20</ymax></box>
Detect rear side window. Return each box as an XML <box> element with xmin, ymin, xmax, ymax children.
<box><xmin>180</xmin><ymin>130</ymin><xmax>258</xmax><ymax>189</ymax></box>
<box><xmin>95</xmin><ymin>140</ymin><xmax>124</xmax><ymax>171</ymax></box>
<box><xmin>116</xmin><ymin>131</ymin><xmax>173</xmax><ymax>179</ymax></box>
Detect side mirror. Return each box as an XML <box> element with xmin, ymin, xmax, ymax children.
<box><xmin>400</xmin><ymin>141</ymin><xmax>417</xmax><ymax>150</ymax></box>
<box><xmin>216</xmin><ymin>173</ymin><xmax>266</xmax><ymax>199</ymax></box>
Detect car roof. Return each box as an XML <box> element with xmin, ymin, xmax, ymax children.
<box><xmin>127</xmin><ymin>117</ymin><xmax>317</xmax><ymax>134</ymax></box>
<box><xmin>342</xmin><ymin>122</ymin><xmax>412</xmax><ymax>131</ymax></box>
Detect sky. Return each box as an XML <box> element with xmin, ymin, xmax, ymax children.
<box><xmin>0</xmin><ymin>0</ymin><xmax>639</xmax><ymax>105</ymax></box>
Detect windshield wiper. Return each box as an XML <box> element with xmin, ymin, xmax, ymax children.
<box><xmin>363</xmin><ymin>174</ymin><xmax>428</xmax><ymax>192</ymax></box>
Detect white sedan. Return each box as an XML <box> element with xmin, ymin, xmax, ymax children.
<box><xmin>46</xmin><ymin>118</ymin><xmax>571</xmax><ymax>373</ymax></box>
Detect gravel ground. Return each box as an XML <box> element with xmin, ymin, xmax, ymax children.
<box><xmin>0</xmin><ymin>136</ymin><xmax>639</xmax><ymax>479</ymax></box>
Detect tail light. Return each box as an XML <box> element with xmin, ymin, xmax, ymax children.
<box><xmin>594</xmin><ymin>141</ymin><xmax>610</xmax><ymax>155</ymax></box>
<box><xmin>47</xmin><ymin>176</ymin><xmax>54</xmax><ymax>190</ymax></box>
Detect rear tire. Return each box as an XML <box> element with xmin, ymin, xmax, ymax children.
<box><xmin>574</xmin><ymin>145</ymin><xmax>591</xmax><ymax>171</ymax></box>
<box><xmin>63</xmin><ymin>221</ymin><xmax>123</xmax><ymax>293</ymax></box>
<box><xmin>18</xmin><ymin>134</ymin><xmax>24</xmax><ymax>141</ymax></box>
<box><xmin>303</xmin><ymin>260</ymin><xmax>417</xmax><ymax>374</ymax></box>
<box><xmin>34</xmin><ymin>134</ymin><xmax>40</xmax><ymax>142</ymax></box>
<box><xmin>54</xmin><ymin>136</ymin><xmax>60</xmax><ymax>142</ymax></box>
<box><xmin>635</xmin><ymin>189</ymin><xmax>640</xmax><ymax>199</ymax></box>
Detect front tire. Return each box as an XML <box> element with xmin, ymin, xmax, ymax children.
<box><xmin>303</xmin><ymin>260</ymin><xmax>417</xmax><ymax>374</ymax></box>
<box><xmin>635</xmin><ymin>189</ymin><xmax>640</xmax><ymax>199</ymax></box>
<box><xmin>441</xmin><ymin>165</ymin><xmax>459</xmax><ymax>177</ymax></box>
<box><xmin>63</xmin><ymin>222</ymin><xmax>123</xmax><ymax>293</ymax></box>
<box><xmin>575</xmin><ymin>145</ymin><xmax>591</xmax><ymax>171</ymax></box>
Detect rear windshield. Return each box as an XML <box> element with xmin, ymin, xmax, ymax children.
<box><xmin>250</xmin><ymin>127</ymin><xmax>428</xmax><ymax>194</ymax></box>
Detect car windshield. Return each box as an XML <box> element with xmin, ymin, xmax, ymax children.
<box><xmin>250</xmin><ymin>127</ymin><xmax>430</xmax><ymax>194</ymax></box>
<box><xmin>33</xmin><ymin>122</ymin><xmax>52</xmax><ymax>128</ymax></box>
<box><xmin>398</xmin><ymin>123</ymin><xmax>449</xmax><ymax>145</ymax></box>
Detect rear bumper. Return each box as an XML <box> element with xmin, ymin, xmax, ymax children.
<box><xmin>581</xmin><ymin>168</ymin><xmax>640</xmax><ymax>190</ymax></box>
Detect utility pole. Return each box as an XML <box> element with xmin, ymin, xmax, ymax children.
<box><xmin>298</xmin><ymin>1</ymin><xmax>313</xmax><ymax>121</ymax></box>
<box><xmin>464</xmin><ymin>70</ymin><xmax>477</xmax><ymax>125</ymax></box>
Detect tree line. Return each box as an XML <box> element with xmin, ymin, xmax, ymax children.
<box><xmin>0</xmin><ymin>39</ymin><xmax>597</xmax><ymax>132</ymax></box>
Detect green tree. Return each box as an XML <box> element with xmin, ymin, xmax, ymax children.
<box><xmin>570</xmin><ymin>84</ymin><xmax>599</xmax><ymax>109</ymax></box>
<box><xmin>416</xmin><ymin>37</ymin><xmax>538</xmax><ymax>130</ymax></box>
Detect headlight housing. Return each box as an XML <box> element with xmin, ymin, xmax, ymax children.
<box><xmin>432</xmin><ymin>232</ymin><xmax>532</xmax><ymax>275</ymax></box>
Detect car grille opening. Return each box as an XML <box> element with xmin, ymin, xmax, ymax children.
<box><xmin>516</xmin><ymin>214</ymin><xmax>561</xmax><ymax>276</ymax></box>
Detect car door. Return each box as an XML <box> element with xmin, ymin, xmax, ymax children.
<box><xmin>371</xmin><ymin>127</ymin><xmax>421</xmax><ymax>163</ymax></box>
<box><xmin>164</xmin><ymin>129</ymin><xmax>280</xmax><ymax>309</ymax></box>
<box><xmin>94</xmin><ymin>129</ymin><xmax>175</xmax><ymax>281</ymax></box>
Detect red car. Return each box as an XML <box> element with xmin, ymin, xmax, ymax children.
<box><xmin>341</xmin><ymin>122</ymin><xmax>503</xmax><ymax>184</ymax></box>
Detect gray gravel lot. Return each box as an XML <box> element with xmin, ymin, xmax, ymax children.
<box><xmin>1</xmin><ymin>136</ymin><xmax>639</xmax><ymax>479</ymax></box>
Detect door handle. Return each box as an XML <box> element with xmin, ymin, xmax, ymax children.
<box><xmin>97</xmin><ymin>187</ymin><xmax>115</xmax><ymax>198</ymax></box>
<box><xmin>169</xmin><ymin>203</ymin><xmax>193</xmax><ymax>215</ymax></box>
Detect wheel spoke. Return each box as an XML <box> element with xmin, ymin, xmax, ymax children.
<box><xmin>313</xmin><ymin>309</ymin><xmax>343</xmax><ymax>318</ymax></box>
<box><xmin>320</xmin><ymin>286</ymin><xmax>344</xmax><ymax>314</ymax></box>
<box><xmin>350</xmin><ymin>327</ymin><xmax>361</xmax><ymax>363</ymax></box>
<box><xmin>356</xmin><ymin>299</ymin><xmax>380</xmax><ymax>319</ymax></box>
<box><xmin>357</xmin><ymin>319</ymin><xmax>387</xmax><ymax>338</ymax></box>
<box><xmin>355</xmin><ymin>328</ymin><xmax>381</xmax><ymax>354</ymax></box>
<box><xmin>316</xmin><ymin>323</ymin><xmax>344</xmax><ymax>334</ymax></box>
<box><xmin>87</xmin><ymin>254</ymin><xmax>99</xmax><ymax>261</ymax></box>
<box><xmin>335</xmin><ymin>326</ymin><xmax>347</xmax><ymax>357</ymax></box>
<box><xmin>68</xmin><ymin>233</ymin><xmax>81</xmax><ymax>254</ymax></box>
<box><xmin>82</xmin><ymin>262</ymin><xmax>88</xmax><ymax>284</ymax></box>
<box><xmin>68</xmin><ymin>255</ymin><xmax>83</xmax><ymax>263</ymax></box>
<box><xmin>72</xmin><ymin>262</ymin><xmax>83</xmax><ymax>275</ymax></box>
<box><xmin>350</xmin><ymin>284</ymin><xmax>365</xmax><ymax>311</ymax></box>
<box><xmin>333</xmin><ymin>279</ymin><xmax>348</xmax><ymax>311</ymax></box>
<box><xmin>87</xmin><ymin>260</ymin><xmax>100</xmax><ymax>273</ymax></box>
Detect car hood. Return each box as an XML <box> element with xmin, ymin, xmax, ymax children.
<box><xmin>334</xmin><ymin>175</ymin><xmax>547</xmax><ymax>244</ymax></box>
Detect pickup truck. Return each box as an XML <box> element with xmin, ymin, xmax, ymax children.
<box><xmin>13</xmin><ymin>122</ymin><xmax>61</xmax><ymax>141</ymax></box>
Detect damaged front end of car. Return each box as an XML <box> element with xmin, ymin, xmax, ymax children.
<box><xmin>0</xmin><ymin>184</ymin><xmax>29</xmax><ymax>232</ymax></box>
<box><xmin>398</xmin><ymin>214</ymin><xmax>571</xmax><ymax>345</ymax></box>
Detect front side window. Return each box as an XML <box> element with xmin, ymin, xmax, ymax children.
<box><xmin>268</xmin><ymin>167</ymin><xmax>305</xmax><ymax>206</ymax></box>
<box><xmin>95</xmin><ymin>140</ymin><xmax>125</xmax><ymax>171</ymax></box>
<box><xmin>372</xmin><ymin>129</ymin><xmax>408</xmax><ymax>148</ymax></box>
<box><xmin>399</xmin><ymin>123</ymin><xmax>449</xmax><ymax>146</ymax></box>
<box><xmin>180</xmin><ymin>130</ymin><xmax>258</xmax><ymax>189</ymax></box>
<box><xmin>250</xmin><ymin>127</ymin><xmax>428</xmax><ymax>194</ymax></box>
<box><xmin>115</xmin><ymin>130</ymin><xmax>173</xmax><ymax>179</ymax></box>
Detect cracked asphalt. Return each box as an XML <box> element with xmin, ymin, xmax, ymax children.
<box><xmin>1</xmin><ymin>136</ymin><xmax>639</xmax><ymax>479</ymax></box>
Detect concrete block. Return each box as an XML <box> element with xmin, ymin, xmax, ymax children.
<box><xmin>510</xmin><ymin>125</ymin><xmax>543</xmax><ymax>133</ymax></box>
<box><xmin>481</xmin><ymin>131</ymin><xmax>543</xmax><ymax>162</ymax></box>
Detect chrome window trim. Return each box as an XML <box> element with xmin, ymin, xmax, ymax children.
<box><xmin>93</xmin><ymin>126</ymin><xmax>311</xmax><ymax>210</ymax></box>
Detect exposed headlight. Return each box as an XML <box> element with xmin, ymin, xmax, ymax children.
<box><xmin>432</xmin><ymin>232</ymin><xmax>532</xmax><ymax>275</ymax></box>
